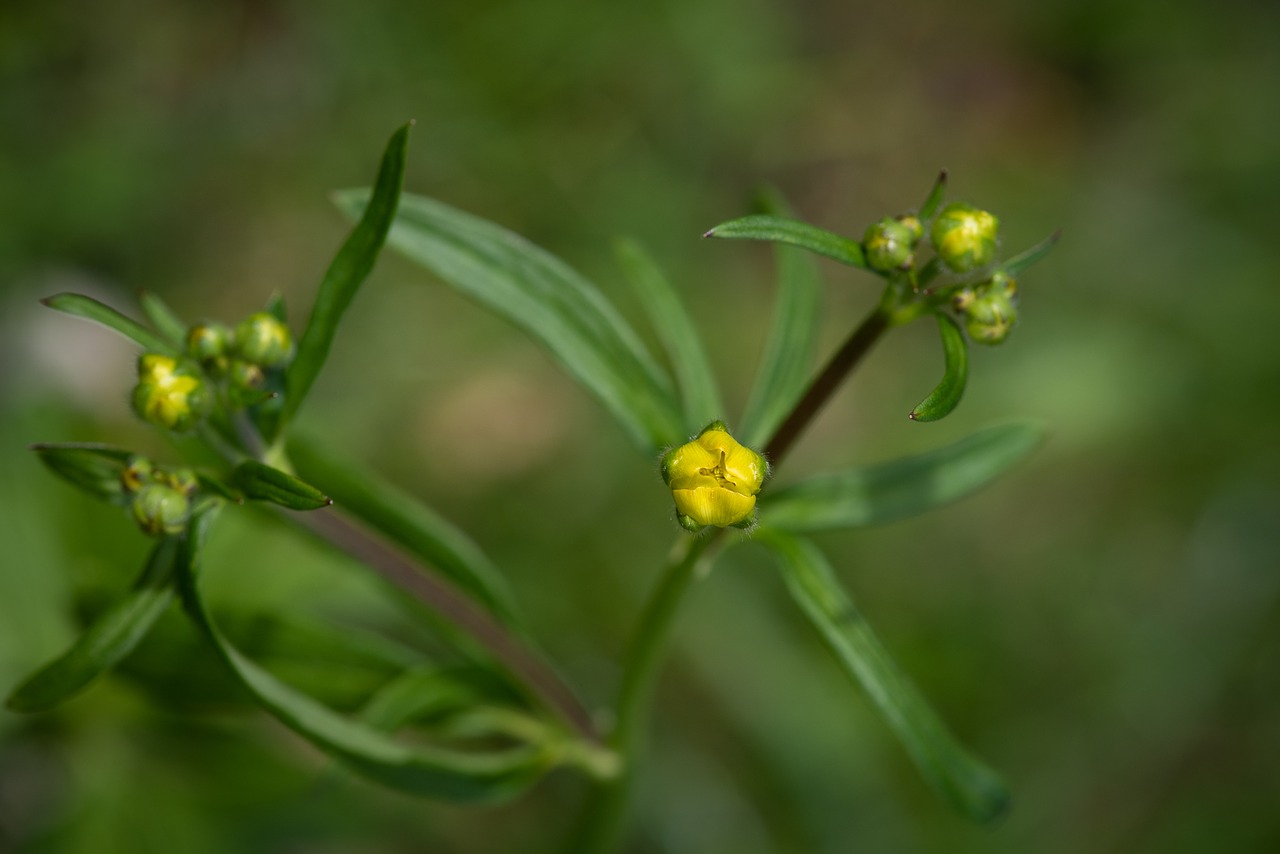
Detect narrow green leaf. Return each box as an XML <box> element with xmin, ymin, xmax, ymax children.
<box><xmin>175</xmin><ymin>512</ymin><xmax>559</xmax><ymax>802</ymax></box>
<box><xmin>31</xmin><ymin>442</ymin><xmax>133</xmax><ymax>505</ymax></box>
<box><xmin>1002</xmin><ymin>230</ymin><xmax>1062</xmax><ymax>278</ymax></box>
<box><xmin>265</xmin><ymin>292</ymin><xmax>288</xmax><ymax>323</ymax></box>
<box><xmin>909</xmin><ymin>314</ymin><xmax>968</xmax><ymax>422</ymax></box>
<box><xmin>763</xmin><ymin>422</ymin><xmax>1043</xmax><ymax>532</ymax></box>
<box><xmin>137</xmin><ymin>290</ymin><xmax>189</xmax><ymax>346</ymax></box>
<box><xmin>360</xmin><ymin>668</ymin><xmax>479</xmax><ymax>731</ymax></box>
<box><xmin>739</xmin><ymin>189</ymin><xmax>824</xmax><ymax>448</ymax></box>
<box><xmin>334</xmin><ymin>190</ymin><xmax>683</xmax><ymax>454</ymax></box>
<box><xmin>282</xmin><ymin>123</ymin><xmax>412</xmax><ymax>429</ymax></box>
<box><xmin>7</xmin><ymin>538</ymin><xmax>179</xmax><ymax>712</ymax></box>
<box><xmin>195</xmin><ymin>472</ymin><xmax>243</xmax><ymax>503</ymax></box>
<box><xmin>755</xmin><ymin>529</ymin><xmax>1009</xmax><ymax>823</ymax></box>
<box><xmin>919</xmin><ymin>170</ymin><xmax>949</xmax><ymax>220</ymax></box>
<box><xmin>41</xmin><ymin>293</ymin><xmax>176</xmax><ymax>355</ymax></box>
<box><xmin>232</xmin><ymin>460</ymin><xmax>331</xmax><ymax>510</ymax></box>
<box><xmin>614</xmin><ymin>238</ymin><xmax>724</xmax><ymax>433</ymax></box>
<box><xmin>286</xmin><ymin>436</ymin><xmax>523</xmax><ymax>629</ymax></box>
<box><xmin>703</xmin><ymin>215</ymin><xmax>868</xmax><ymax>270</ymax></box>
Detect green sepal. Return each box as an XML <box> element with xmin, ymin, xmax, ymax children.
<box><xmin>909</xmin><ymin>313</ymin><xmax>969</xmax><ymax>422</ymax></box>
<box><xmin>231</xmin><ymin>460</ymin><xmax>331</xmax><ymax>510</ymax></box>
<box><xmin>703</xmin><ymin>214</ymin><xmax>868</xmax><ymax>270</ymax></box>
<box><xmin>41</xmin><ymin>293</ymin><xmax>178</xmax><ymax>355</ymax></box>
<box><xmin>919</xmin><ymin>170</ymin><xmax>949</xmax><ymax>220</ymax></box>
<box><xmin>31</xmin><ymin>442</ymin><xmax>134</xmax><ymax>505</ymax></box>
<box><xmin>6</xmin><ymin>537</ymin><xmax>179</xmax><ymax>713</ymax></box>
<box><xmin>753</xmin><ymin>529</ymin><xmax>1010</xmax><ymax>823</ymax></box>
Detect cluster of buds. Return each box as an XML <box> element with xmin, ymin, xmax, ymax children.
<box><xmin>120</xmin><ymin>456</ymin><xmax>200</xmax><ymax>536</ymax></box>
<box><xmin>661</xmin><ymin>421</ymin><xmax>768</xmax><ymax>532</ymax></box>
<box><xmin>953</xmin><ymin>270</ymin><xmax>1017</xmax><ymax>346</ymax></box>
<box><xmin>131</xmin><ymin>311</ymin><xmax>294</xmax><ymax>432</ymax></box>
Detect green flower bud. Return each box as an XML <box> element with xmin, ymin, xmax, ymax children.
<box><xmin>131</xmin><ymin>483</ymin><xmax>191</xmax><ymax>537</ymax></box>
<box><xmin>132</xmin><ymin>354</ymin><xmax>211</xmax><ymax>432</ymax></box>
<box><xmin>960</xmin><ymin>272</ymin><xmax>1018</xmax><ymax>346</ymax></box>
<box><xmin>165</xmin><ymin>467</ymin><xmax>199</xmax><ymax>497</ymax></box>
<box><xmin>120</xmin><ymin>455</ymin><xmax>154</xmax><ymax>493</ymax></box>
<box><xmin>235</xmin><ymin>312</ymin><xmax>293</xmax><ymax>367</ymax></box>
<box><xmin>227</xmin><ymin>359</ymin><xmax>267</xmax><ymax>407</ymax></box>
<box><xmin>931</xmin><ymin>202</ymin><xmax>1000</xmax><ymax>273</ymax></box>
<box><xmin>661</xmin><ymin>421</ymin><xmax>768</xmax><ymax>531</ymax></box>
<box><xmin>862</xmin><ymin>217</ymin><xmax>916</xmax><ymax>273</ymax></box>
<box><xmin>186</xmin><ymin>322</ymin><xmax>232</xmax><ymax>365</ymax></box>
<box><xmin>897</xmin><ymin>214</ymin><xmax>924</xmax><ymax>245</ymax></box>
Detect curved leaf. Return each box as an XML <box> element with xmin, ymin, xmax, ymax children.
<box><xmin>41</xmin><ymin>293</ymin><xmax>176</xmax><ymax>355</ymax></box>
<box><xmin>703</xmin><ymin>214</ymin><xmax>867</xmax><ymax>270</ymax></box>
<box><xmin>282</xmin><ymin>123</ymin><xmax>412</xmax><ymax>431</ymax></box>
<box><xmin>1002</xmin><ymin>230</ymin><xmax>1062</xmax><ymax>278</ymax></box>
<box><xmin>360</xmin><ymin>668</ymin><xmax>482</xmax><ymax>731</ymax></box>
<box><xmin>175</xmin><ymin>512</ymin><xmax>562</xmax><ymax>802</ymax></box>
<box><xmin>137</xmin><ymin>290</ymin><xmax>189</xmax><ymax>346</ymax></box>
<box><xmin>909</xmin><ymin>314</ymin><xmax>968</xmax><ymax>422</ymax></box>
<box><xmin>232</xmin><ymin>460</ymin><xmax>331</xmax><ymax>510</ymax></box>
<box><xmin>614</xmin><ymin>238</ymin><xmax>724</xmax><ymax>433</ymax></box>
<box><xmin>31</xmin><ymin>442</ymin><xmax>133</xmax><ymax>505</ymax></box>
<box><xmin>754</xmin><ymin>529</ymin><xmax>1009</xmax><ymax>823</ymax></box>
<box><xmin>334</xmin><ymin>190</ymin><xmax>683</xmax><ymax>454</ymax></box>
<box><xmin>739</xmin><ymin>189</ymin><xmax>824</xmax><ymax>448</ymax></box>
<box><xmin>763</xmin><ymin>422</ymin><xmax>1043</xmax><ymax>532</ymax></box>
<box><xmin>7</xmin><ymin>538</ymin><xmax>179</xmax><ymax>712</ymax></box>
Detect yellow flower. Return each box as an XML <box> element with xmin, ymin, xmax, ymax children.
<box><xmin>132</xmin><ymin>354</ymin><xmax>210</xmax><ymax>432</ymax></box>
<box><xmin>661</xmin><ymin>421</ymin><xmax>768</xmax><ymax>531</ymax></box>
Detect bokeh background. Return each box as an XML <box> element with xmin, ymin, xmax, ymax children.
<box><xmin>2</xmin><ymin>0</ymin><xmax>1279</xmax><ymax>851</ymax></box>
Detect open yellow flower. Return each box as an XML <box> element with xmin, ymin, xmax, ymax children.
<box><xmin>661</xmin><ymin>421</ymin><xmax>768</xmax><ymax>531</ymax></box>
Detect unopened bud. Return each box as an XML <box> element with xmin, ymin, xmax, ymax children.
<box><xmin>959</xmin><ymin>272</ymin><xmax>1018</xmax><ymax>346</ymax></box>
<box><xmin>120</xmin><ymin>456</ymin><xmax>154</xmax><ymax>493</ymax></box>
<box><xmin>931</xmin><ymin>203</ymin><xmax>999</xmax><ymax>273</ymax></box>
<box><xmin>131</xmin><ymin>354</ymin><xmax>210</xmax><ymax>432</ymax></box>
<box><xmin>862</xmin><ymin>217</ymin><xmax>916</xmax><ymax>273</ymax></box>
<box><xmin>236</xmin><ymin>313</ymin><xmax>293</xmax><ymax>368</ymax></box>
<box><xmin>131</xmin><ymin>483</ymin><xmax>191</xmax><ymax>537</ymax></box>
<box><xmin>186</xmin><ymin>322</ymin><xmax>232</xmax><ymax>365</ymax></box>
<box><xmin>227</xmin><ymin>359</ymin><xmax>267</xmax><ymax>407</ymax></box>
<box><xmin>661</xmin><ymin>421</ymin><xmax>768</xmax><ymax>531</ymax></box>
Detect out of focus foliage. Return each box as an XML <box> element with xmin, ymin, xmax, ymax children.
<box><xmin>2</xmin><ymin>0</ymin><xmax>1278</xmax><ymax>851</ymax></box>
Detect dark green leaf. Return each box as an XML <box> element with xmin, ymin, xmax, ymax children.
<box><xmin>334</xmin><ymin>190</ymin><xmax>683</xmax><ymax>454</ymax></box>
<box><xmin>41</xmin><ymin>293</ymin><xmax>176</xmax><ymax>355</ymax></box>
<box><xmin>763</xmin><ymin>422</ymin><xmax>1044</xmax><ymax>532</ymax></box>
<box><xmin>909</xmin><ymin>314</ymin><xmax>968</xmax><ymax>422</ymax></box>
<box><xmin>175</xmin><ymin>511</ymin><xmax>561</xmax><ymax>802</ymax></box>
<box><xmin>614</xmin><ymin>238</ymin><xmax>723</xmax><ymax>433</ymax></box>
<box><xmin>287</xmin><ymin>436</ymin><xmax>523</xmax><ymax>628</ymax></box>
<box><xmin>1002</xmin><ymin>230</ymin><xmax>1062</xmax><ymax>278</ymax></box>
<box><xmin>7</xmin><ymin>538</ymin><xmax>179</xmax><ymax>712</ymax></box>
<box><xmin>755</xmin><ymin>529</ymin><xmax>1009</xmax><ymax>823</ymax></box>
<box><xmin>282</xmin><ymin>123</ymin><xmax>412</xmax><ymax>430</ymax></box>
<box><xmin>232</xmin><ymin>460</ymin><xmax>331</xmax><ymax>510</ymax></box>
<box><xmin>703</xmin><ymin>214</ymin><xmax>868</xmax><ymax>270</ymax></box>
<box><xmin>31</xmin><ymin>442</ymin><xmax>133</xmax><ymax>505</ymax></box>
<box><xmin>265</xmin><ymin>292</ymin><xmax>288</xmax><ymax>323</ymax></box>
<box><xmin>739</xmin><ymin>189</ymin><xmax>824</xmax><ymax>448</ymax></box>
<box><xmin>137</xmin><ymin>290</ymin><xmax>188</xmax><ymax>346</ymax></box>
<box><xmin>195</xmin><ymin>472</ymin><xmax>243</xmax><ymax>503</ymax></box>
<box><xmin>919</xmin><ymin>170</ymin><xmax>949</xmax><ymax>220</ymax></box>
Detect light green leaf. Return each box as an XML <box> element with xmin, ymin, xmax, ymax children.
<box><xmin>360</xmin><ymin>668</ymin><xmax>480</xmax><ymax>731</ymax></box>
<box><xmin>31</xmin><ymin>442</ymin><xmax>133</xmax><ymax>505</ymax></box>
<box><xmin>919</xmin><ymin>170</ymin><xmax>949</xmax><ymax>220</ymax></box>
<box><xmin>334</xmin><ymin>190</ymin><xmax>683</xmax><ymax>454</ymax></box>
<box><xmin>614</xmin><ymin>237</ymin><xmax>723</xmax><ymax>433</ymax></box>
<box><xmin>282</xmin><ymin>123</ymin><xmax>412</xmax><ymax>431</ymax></box>
<box><xmin>137</xmin><ymin>290</ymin><xmax>189</xmax><ymax>346</ymax></box>
<box><xmin>739</xmin><ymin>190</ymin><xmax>824</xmax><ymax>448</ymax></box>
<box><xmin>232</xmin><ymin>460</ymin><xmax>331</xmax><ymax>510</ymax></box>
<box><xmin>41</xmin><ymin>293</ymin><xmax>177</xmax><ymax>355</ymax></box>
<box><xmin>175</xmin><ymin>511</ymin><xmax>565</xmax><ymax>802</ymax></box>
<box><xmin>763</xmin><ymin>422</ymin><xmax>1043</xmax><ymax>532</ymax></box>
<box><xmin>703</xmin><ymin>214</ymin><xmax>868</xmax><ymax>270</ymax></box>
<box><xmin>7</xmin><ymin>538</ymin><xmax>179</xmax><ymax>712</ymax></box>
<box><xmin>909</xmin><ymin>314</ymin><xmax>968</xmax><ymax>423</ymax></box>
<box><xmin>754</xmin><ymin>529</ymin><xmax>1009</xmax><ymax>823</ymax></box>
<box><xmin>1002</xmin><ymin>230</ymin><xmax>1062</xmax><ymax>278</ymax></box>
<box><xmin>287</xmin><ymin>436</ymin><xmax>523</xmax><ymax>629</ymax></box>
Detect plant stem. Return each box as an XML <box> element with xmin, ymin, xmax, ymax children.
<box><xmin>576</xmin><ymin>533</ymin><xmax>721</xmax><ymax>852</ymax></box>
<box><xmin>286</xmin><ymin>503</ymin><xmax>602</xmax><ymax>746</ymax></box>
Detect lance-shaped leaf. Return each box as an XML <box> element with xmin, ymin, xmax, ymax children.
<box><xmin>360</xmin><ymin>668</ymin><xmax>481</xmax><ymax>731</ymax></box>
<box><xmin>1002</xmin><ymin>230</ymin><xmax>1062</xmax><ymax>278</ymax></box>
<box><xmin>754</xmin><ymin>529</ymin><xmax>1009</xmax><ymax>823</ymax></box>
<box><xmin>703</xmin><ymin>215</ymin><xmax>868</xmax><ymax>270</ymax></box>
<box><xmin>919</xmin><ymin>170</ymin><xmax>949</xmax><ymax>220</ymax></box>
<box><xmin>334</xmin><ymin>191</ymin><xmax>683</xmax><ymax>454</ymax></box>
<box><xmin>174</xmin><ymin>512</ymin><xmax>582</xmax><ymax>802</ymax></box>
<box><xmin>763</xmin><ymin>422</ymin><xmax>1043</xmax><ymax>532</ymax></box>
<box><xmin>232</xmin><ymin>460</ymin><xmax>331</xmax><ymax>510</ymax></box>
<box><xmin>614</xmin><ymin>238</ymin><xmax>723</xmax><ymax>434</ymax></box>
<box><xmin>265</xmin><ymin>292</ymin><xmax>288</xmax><ymax>323</ymax></box>
<box><xmin>137</xmin><ymin>290</ymin><xmax>189</xmax><ymax>347</ymax></box>
<box><xmin>7</xmin><ymin>538</ymin><xmax>179</xmax><ymax>712</ymax></box>
<box><xmin>287</xmin><ymin>436</ymin><xmax>523</xmax><ymax>629</ymax></box>
<box><xmin>31</xmin><ymin>443</ymin><xmax>134</xmax><ymax>505</ymax></box>
<box><xmin>41</xmin><ymin>293</ymin><xmax>177</xmax><ymax>355</ymax></box>
<box><xmin>739</xmin><ymin>189</ymin><xmax>824</xmax><ymax>448</ymax></box>
<box><xmin>281</xmin><ymin>123</ymin><xmax>411</xmax><ymax>432</ymax></box>
<box><xmin>909</xmin><ymin>314</ymin><xmax>968</xmax><ymax>422</ymax></box>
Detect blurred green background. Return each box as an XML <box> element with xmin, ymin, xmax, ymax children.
<box><xmin>2</xmin><ymin>0</ymin><xmax>1279</xmax><ymax>851</ymax></box>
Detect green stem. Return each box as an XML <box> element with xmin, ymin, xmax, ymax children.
<box><xmin>576</xmin><ymin>533</ymin><xmax>721</xmax><ymax>852</ymax></box>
